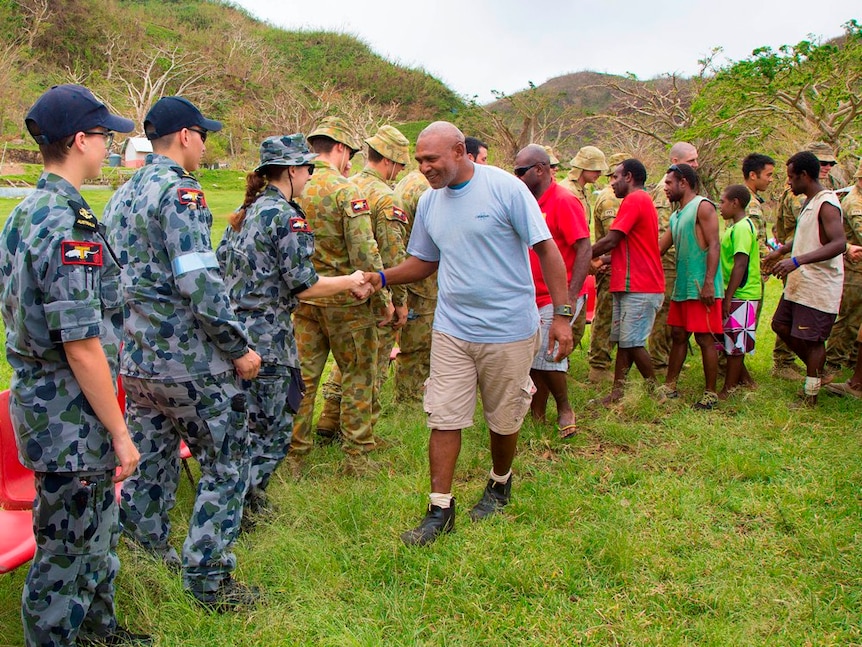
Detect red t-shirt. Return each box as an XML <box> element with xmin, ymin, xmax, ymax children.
<box><xmin>609</xmin><ymin>189</ymin><xmax>665</xmax><ymax>293</ymax></box>
<box><xmin>529</xmin><ymin>181</ymin><xmax>590</xmax><ymax>308</ymax></box>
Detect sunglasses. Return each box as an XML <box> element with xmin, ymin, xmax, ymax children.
<box><xmin>820</xmin><ymin>160</ymin><xmax>836</xmax><ymax>167</ymax></box>
<box><xmin>304</xmin><ymin>164</ymin><xmax>314</xmax><ymax>176</ymax></box>
<box><xmin>514</xmin><ymin>162</ymin><xmax>542</xmax><ymax>178</ymax></box>
<box><xmin>667</xmin><ymin>164</ymin><xmax>683</xmax><ymax>173</ymax></box>
<box><xmin>188</xmin><ymin>127</ymin><xmax>207</xmax><ymax>142</ymax></box>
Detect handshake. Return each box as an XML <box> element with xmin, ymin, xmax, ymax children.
<box><xmin>347</xmin><ymin>270</ymin><xmax>385</xmax><ymax>300</ymax></box>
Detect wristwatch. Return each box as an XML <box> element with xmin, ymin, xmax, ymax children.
<box><xmin>553</xmin><ymin>304</ymin><xmax>574</xmax><ymax>318</ymax></box>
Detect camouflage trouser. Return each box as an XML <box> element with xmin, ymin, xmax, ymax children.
<box><xmin>394</xmin><ymin>295</ymin><xmax>436</xmax><ymax>404</ymax></box>
<box><xmin>826</xmin><ymin>270</ymin><xmax>862</xmax><ymax>370</ymax></box>
<box><xmin>649</xmin><ymin>256</ymin><xmax>677</xmax><ymax>369</ymax></box>
<box><xmin>293</xmin><ymin>302</ymin><xmax>378</xmax><ymax>455</ymax></box>
<box><xmin>120</xmin><ymin>372</ymin><xmax>248</xmax><ymax>596</ymax></box>
<box><xmin>588</xmin><ymin>271</ymin><xmax>613</xmax><ymax>370</ymax></box>
<box><xmin>245</xmin><ymin>366</ymin><xmax>295</xmax><ymax>494</ymax></box>
<box><xmin>23</xmin><ymin>470</ymin><xmax>119</xmax><ymax>647</ymax></box>
<box><xmin>772</xmin><ymin>277</ymin><xmax>796</xmax><ymax>369</ymax></box>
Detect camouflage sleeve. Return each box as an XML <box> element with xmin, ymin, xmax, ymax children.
<box><xmin>776</xmin><ymin>190</ymin><xmax>801</xmax><ymax>245</ymax></box>
<box><xmin>161</xmin><ymin>181</ymin><xmax>250</xmax><ymax>359</ymax></box>
<box><xmin>275</xmin><ymin>203</ymin><xmax>318</xmax><ymax>295</ymax></box>
<box><xmin>41</xmin><ymin>228</ymin><xmax>103</xmax><ymax>344</ymax></box>
<box><xmin>340</xmin><ymin>185</ymin><xmax>390</xmax><ymax>309</ymax></box>
<box><xmin>377</xmin><ymin>197</ymin><xmax>408</xmax><ymax>307</ymax></box>
<box><xmin>593</xmin><ymin>194</ymin><xmax>617</xmax><ymax>241</ymax></box>
<box><xmin>745</xmin><ymin>200</ymin><xmax>769</xmax><ymax>252</ymax></box>
<box><xmin>841</xmin><ymin>194</ymin><xmax>862</xmax><ymax>246</ymax></box>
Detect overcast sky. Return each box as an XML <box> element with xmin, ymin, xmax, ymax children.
<box><xmin>232</xmin><ymin>0</ymin><xmax>856</xmax><ymax>103</ymax></box>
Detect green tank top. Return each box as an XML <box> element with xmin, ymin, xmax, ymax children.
<box><xmin>669</xmin><ymin>195</ymin><xmax>724</xmax><ymax>301</ymax></box>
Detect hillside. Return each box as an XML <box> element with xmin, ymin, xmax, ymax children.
<box><xmin>0</xmin><ymin>0</ymin><xmax>464</xmax><ymax>164</ymax></box>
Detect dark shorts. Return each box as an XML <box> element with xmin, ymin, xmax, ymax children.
<box><xmin>772</xmin><ymin>296</ymin><xmax>837</xmax><ymax>342</ymax></box>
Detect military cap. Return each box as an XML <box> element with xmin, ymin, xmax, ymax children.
<box><xmin>144</xmin><ymin>96</ymin><xmax>222</xmax><ymax>140</ymax></box>
<box><xmin>804</xmin><ymin>141</ymin><xmax>837</xmax><ymax>164</ymax></box>
<box><xmin>605</xmin><ymin>153</ymin><xmax>632</xmax><ymax>175</ymax></box>
<box><xmin>569</xmin><ymin>146</ymin><xmax>609</xmax><ymax>173</ymax></box>
<box><xmin>855</xmin><ymin>160</ymin><xmax>862</xmax><ymax>179</ymax></box>
<box><xmin>542</xmin><ymin>146</ymin><xmax>560</xmax><ymax>166</ymax></box>
<box><xmin>308</xmin><ymin>116</ymin><xmax>362</xmax><ymax>152</ymax></box>
<box><xmin>365</xmin><ymin>125</ymin><xmax>410</xmax><ymax>165</ymax></box>
<box><xmin>25</xmin><ymin>84</ymin><xmax>134</xmax><ymax>145</ymax></box>
<box><xmin>254</xmin><ymin>134</ymin><xmax>318</xmax><ymax>173</ymax></box>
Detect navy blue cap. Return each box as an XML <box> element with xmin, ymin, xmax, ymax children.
<box><xmin>144</xmin><ymin>96</ymin><xmax>222</xmax><ymax>140</ymax></box>
<box><xmin>25</xmin><ymin>84</ymin><xmax>134</xmax><ymax>145</ymax></box>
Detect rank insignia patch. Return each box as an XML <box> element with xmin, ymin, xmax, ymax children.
<box><xmin>177</xmin><ymin>188</ymin><xmax>207</xmax><ymax>208</ymax></box>
<box><xmin>61</xmin><ymin>241</ymin><xmax>103</xmax><ymax>266</ymax></box>
<box><xmin>391</xmin><ymin>206</ymin><xmax>408</xmax><ymax>223</ymax></box>
<box><xmin>351</xmin><ymin>199</ymin><xmax>369</xmax><ymax>214</ymax></box>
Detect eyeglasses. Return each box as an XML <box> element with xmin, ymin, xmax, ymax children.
<box><xmin>304</xmin><ymin>164</ymin><xmax>314</xmax><ymax>176</ymax></box>
<box><xmin>188</xmin><ymin>127</ymin><xmax>208</xmax><ymax>143</ymax></box>
<box><xmin>82</xmin><ymin>131</ymin><xmax>114</xmax><ymax>148</ymax></box>
<box><xmin>667</xmin><ymin>164</ymin><xmax>682</xmax><ymax>173</ymax></box>
<box><xmin>514</xmin><ymin>162</ymin><xmax>542</xmax><ymax>177</ymax></box>
<box><xmin>820</xmin><ymin>160</ymin><xmax>836</xmax><ymax>167</ymax></box>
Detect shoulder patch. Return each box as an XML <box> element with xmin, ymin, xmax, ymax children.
<box><xmin>68</xmin><ymin>200</ymin><xmax>98</xmax><ymax>232</ymax></box>
<box><xmin>350</xmin><ymin>199</ymin><xmax>370</xmax><ymax>215</ymax></box>
<box><xmin>177</xmin><ymin>188</ymin><xmax>207</xmax><ymax>209</ymax></box>
<box><xmin>289</xmin><ymin>216</ymin><xmax>311</xmax><ymax>233</ymax></box>
<box><xmin>390</xmin><ymin>206</ymin><xmax>409</xmax><ymax>223</ymax></box>
<box><xmin>61</xmin><ymin>240</ymin><xmax>103</xmax><ymax>266</ymax></box>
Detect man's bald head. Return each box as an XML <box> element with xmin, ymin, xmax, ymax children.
<box><xmin>515</xmin><ymin>144</ymin><xmax>550</xmax><ymax>167</ymax></box>
<box><xmin>415</xmin><ymin>121</ymin><xmax>472</xmax><ymax>189</ymax></box>
<box><xmin>669</xmin><ymin>141</ymin><xmax>699</xmax><ymax>169</ymax></box>
<box><xmin>515</xmin><ymin>144</ymin><xmax>552</xmax><ymax>197</ymax></box>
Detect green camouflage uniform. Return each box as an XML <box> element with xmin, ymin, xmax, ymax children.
<box><xmin>103</xmin><ymin>154</ymin><xmax>252</xmax><ymax>598</ymax></box>
<box><xmin>588</xmin><ymin>185</ymin><xmax>620</xmax><ymax>371</ymax></box>
<box><xmin>0</xmin><ymin>172</ymin><xmax>124</xmax><ymax>646</ymax></box>
<box><xmin>292</xmin><ymin>159</ymin><xmax>388</xmax><ymax>455</ymax></box>
<box><xmin>825</xmin><ymin>184</ymin><xmax>862</xmax><ymax>371</ymax></box>
<box><xmin>393</xmin><ymin>170</ymin><xmax>435</xmax><ymax>403</ymax></box>
<box><xmin>648</xmin><ymin>183</ymin><xmax>678</xmax><ymax>370</ymax></box>
<box><xmin>558</xmin><ymin>177</ymin><xmax>591</xmax><ymax>345</ymax></box>
<box><xmin>745</xmin><ymin>187</ymin><xmax>770</xmax><ymax>329</ymax></box>
<box><xmin>318</xmin><ymin>164</ymin><xmax>408</xmax><ymax>430</ymax></box>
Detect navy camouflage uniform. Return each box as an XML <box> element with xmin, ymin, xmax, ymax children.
<box><xmin>103</xmin><ymin>153</ymin><xmax>252</xmax><ymax>598</ymax></box>
<box><xmin>217</xmin><ymin>183</ymin><xmax>317</xmax><ymax>501</ymax></box>
<box><xmin>0</xmin><ymin>173</ymin><xmax>124</xmax><ymax>646</ymax></box>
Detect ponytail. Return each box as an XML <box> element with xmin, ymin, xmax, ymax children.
<box><xmin>229</xmin><ymin>170</ymin><xmax>268</xmax><ymax>231</ymax></box>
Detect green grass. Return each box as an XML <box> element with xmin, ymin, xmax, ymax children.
<box><xmin>1</xmin><ymin>186</ymin><xmax>861</xmax><ymax>644</ymax></box>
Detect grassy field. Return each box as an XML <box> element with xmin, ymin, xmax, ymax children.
<box><xmin>0</xmin><ymin>180</ymin><xmax>861</xmax><ymax>645</ymax></box>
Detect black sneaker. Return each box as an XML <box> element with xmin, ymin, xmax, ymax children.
<box><xmin>400</xmin><ymin>500</ymin><xmax>455</xmax><ymax>546</ymax></box>
<box><xmin>77</xmin><ymin>626</ymin><xmax>153</xmax><ymax>646</ymax></box>
<box><xmin>469</xmin><ymin>476</ymin><xmax>511</xmax><ymax>521</ymax></box>
<box><xmin>191</xmin><ymin>576</ymin><xmax>261</xmax><ymax>613</ymax></box>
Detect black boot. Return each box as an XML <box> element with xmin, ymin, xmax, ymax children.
<box><xmin>469</xmin><ymin>475</ymin><xmax>511</xmax><ymax>521</ymax></box>
<box><xmin>77</xmin><ymin>626</ymin><xmax>154</xmax><ymax>646</ymax></box>
<box><xmin>400</xmin><ymin>499</ymin><xmax>455</xmax><ymax>546</ymax></box>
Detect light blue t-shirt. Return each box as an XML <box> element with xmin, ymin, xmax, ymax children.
<box><xmin>407</xmin><ymin>163</ymin><xmax>551</xmax><ymax>343</ymax></box>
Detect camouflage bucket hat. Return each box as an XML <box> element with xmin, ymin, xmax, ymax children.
<box><xmin>308</xmin><ymin>116</ymin><xmax>362</xmax><ymax>151</ymax></box>
<box><xmin>570</xmin><ymin>146</ymin><xmax>609</xmax><ymax>173</ymax></box>
<box><xmin>365</xmin><ymin>125</ymin><xmax>410</xmax><ymax>165</ymax></box>
<box><xmin>254</xmin><ymin>134</ymin><xmax>318</xmax><ymax>173</ymax></box>
<box><xmin>543</xmin><ymin>146</ymin><xmax>560</xmax><ymax>166</ymax></box>
<box><xmin>605</xmin><ymin>152</ymin><xmax>632</xmax><ymax>175</ymax></box>
<box><xmin>804</xmin><ymin>141</ymin><xmax>837</xmax><ymax>163</ymax></box>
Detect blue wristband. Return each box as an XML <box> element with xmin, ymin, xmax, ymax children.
<box><xmin>378</xmin><ymin>271</ymin><xmax>387</xmax><ymax>288</ymax></box>
<box><xmin>792</xmin><ymin>257</ymin><xmax>800</xmax><ymax>268</ymax></box>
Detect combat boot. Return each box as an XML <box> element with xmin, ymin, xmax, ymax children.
<box><xmin>400</xmin><ymin>500</ymin><xmax>455</xmax><ymax>546</ymax></box>
<box><xmin>469</xmin><ymin>475</ymin><xmax>512</xmax><ymax>521</ymax></box>
<box><xmin>76</xmin><ymin>626</ymin><xmax>153</xmax><ymax>646</ymax></box>
<box><xmin>191</xmin><ymin>576</ymin><xmax>260</xmax><ymax>613</ymax></box>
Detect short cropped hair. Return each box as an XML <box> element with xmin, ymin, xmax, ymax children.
<box><xmin>620</xmin><ymin>158</ymin><xmax>647</xmax><ymax>186</ymax></box>
<box><xmin>787</xmin><ymin>151</ymin><xmax>821</xmax><ymax>181</ymax></box>
<box><xmin>465</xmin><ymin>136</ymin><xmax>488</xmax><ymax>157</ymax></box>
<box><xmin>668</xmin><ymin>163</ymin><xmax>699</xmax><ymax>192</ymax></box>
<box><xmin>723</xmin><ymin>184</ymin><xmax>751</xmax><ymax>209</ymax></box>
<box><xmin>742</xmin><ymin>153</ymin><xmax>776</xmax><ymax>179</ymax></box>
<box><xmin>307</xmin><ymin>135</ymin><xmax>337</xmax><ymax>154</ymax></box>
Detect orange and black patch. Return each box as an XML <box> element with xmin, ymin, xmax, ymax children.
<box><xmin>391</xmin><ymin>206</ymin><xmax>408</xmax><ymax>223</ymax></box>
<box><xmin>61</xmin><ymin>241</ymin><xmax>103</xmax><ymax>266</ymax></box>
<box><xmin>177</xmin><ymin>188</ymin><xmax>207</xmax><ymax>209</ymax></box>
<box><xmin>289</xmin><ymin>217</ymin><xmax>311</xmax><ymax>233</ymax></box>
<box><xmin>350</xmin><ymin>199</ymin><xmax>370</xmax><ymax>214</ymax></box>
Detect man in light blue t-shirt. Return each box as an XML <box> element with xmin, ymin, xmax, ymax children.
<box><xmin>364</xmin><ymin>122</ymin><xmax>574</xmax><ymax>545</ymax></box>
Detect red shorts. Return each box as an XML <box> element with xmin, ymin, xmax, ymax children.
<box><xmin>667</xmin><ymin>299</ymin><xmax>724</xmax><ymax>335</ymax></box>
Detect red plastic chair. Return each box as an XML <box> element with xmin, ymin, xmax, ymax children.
<box><xmin>584</xmin><ymin>274</ymin><xmax>597</xmax><ymax>325</ymax></box>
<box><xmin>0</xmin><ymin>508</ymin><xmax>36</xmax><ymax>573</ymax></box>
<box><xmin>0</xmin><ymin>390</ymin><xmax>36</xmax><ymax>510</ymax></box>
